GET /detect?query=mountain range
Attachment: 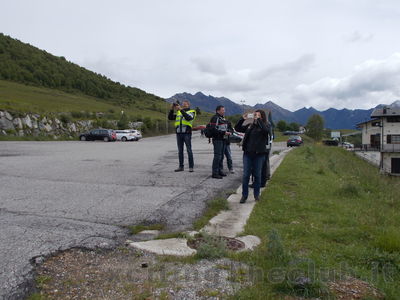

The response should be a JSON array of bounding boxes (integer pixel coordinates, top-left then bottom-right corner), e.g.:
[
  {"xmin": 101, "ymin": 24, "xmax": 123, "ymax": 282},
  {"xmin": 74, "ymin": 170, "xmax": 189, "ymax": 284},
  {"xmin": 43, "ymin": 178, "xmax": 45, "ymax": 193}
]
[{"xmin": 167, "ymin": 92, "xmax": 400, "ymax": 129}]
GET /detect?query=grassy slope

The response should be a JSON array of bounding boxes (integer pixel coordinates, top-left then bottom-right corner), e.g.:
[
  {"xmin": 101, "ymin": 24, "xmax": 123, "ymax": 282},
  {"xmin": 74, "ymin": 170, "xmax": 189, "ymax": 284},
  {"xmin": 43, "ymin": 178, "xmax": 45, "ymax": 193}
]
[
  {"xmin": 0, "ymin": 80, "xmax": 212, "ymax": 125},
  {"xmin": 233, "ymin": 145, "xmax": 400, "ymax": 299}
]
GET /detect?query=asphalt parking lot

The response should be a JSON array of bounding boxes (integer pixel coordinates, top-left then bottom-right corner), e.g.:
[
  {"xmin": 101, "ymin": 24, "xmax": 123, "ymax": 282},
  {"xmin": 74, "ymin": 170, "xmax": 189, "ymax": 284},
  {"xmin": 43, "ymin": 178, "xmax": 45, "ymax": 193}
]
[{"xmin": 0, "ymin": 134, "xmax": 287, "ymax": 299}]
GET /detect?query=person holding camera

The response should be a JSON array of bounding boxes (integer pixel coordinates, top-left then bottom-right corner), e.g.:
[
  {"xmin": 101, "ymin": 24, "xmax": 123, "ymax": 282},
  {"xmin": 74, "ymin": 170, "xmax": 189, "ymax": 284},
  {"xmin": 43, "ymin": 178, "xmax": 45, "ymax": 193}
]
[
  {"xmin": 168, "ymin": 100, "xmax": 196, "ymax": 172},
  {"xmin": 250, "ymin": 109, "xmax": 274, "ymax": 188},
  {"xmin": 235, "ymin": 109, "xmax": 271, "ymax": 203},
  {"xmin": 210, "ymin": 105, "xmax": 231, "ymax": 179}
]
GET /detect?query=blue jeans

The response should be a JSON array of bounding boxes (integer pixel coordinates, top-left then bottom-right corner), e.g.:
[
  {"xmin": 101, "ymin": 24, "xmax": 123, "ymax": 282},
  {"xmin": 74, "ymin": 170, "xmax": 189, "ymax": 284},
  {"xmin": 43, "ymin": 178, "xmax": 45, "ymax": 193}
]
[
  {"xmin": 224, "ymin": 144, "xmax": 233, "ymax": 170},
  {"xmin": 242, "ymin": 153, "xmax": 265, "ymax": 198},
  {"xmin": 212, "ymin": 139, "xmax": 226, "ymax": 175},
  {"xmin": 176, "ymin": 133, "xmax": 193, "ymax": 168}
]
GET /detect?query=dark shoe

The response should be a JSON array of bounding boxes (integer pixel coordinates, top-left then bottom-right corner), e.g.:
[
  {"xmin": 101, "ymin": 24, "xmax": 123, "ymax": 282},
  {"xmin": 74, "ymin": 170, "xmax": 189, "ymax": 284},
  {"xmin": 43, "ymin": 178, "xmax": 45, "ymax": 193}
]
[
  {"xmin": 249, "ymin": 183, "xmax": 254, "ymax": 188},
  {"xmin": 189, "ymin": 168, "xmax": 194, "ymax": 172},
  {"xmin": 174, "ymin": 167, "xmax": 184, "ymax": 172},
  {"xmin": 212, "ymin": 174, "xmax": 223, "ymax": 179},
  {"xmin": 260, "ymin": 184, "xmax": 266, "ymax": 188},
  {"xmin": 254, "ymin": 195, "xmax": 260, "ymax": 201},
  {"xmin": 229, "ymin": 169, "xmax": 235, "ymax": 174},
  {"xmin": 219, "ymin": 172, "xmax": 227, "ymax": 177},
  {"xmin": 240, "ymin": 196, "xmax": 248, "ymax": 203}
]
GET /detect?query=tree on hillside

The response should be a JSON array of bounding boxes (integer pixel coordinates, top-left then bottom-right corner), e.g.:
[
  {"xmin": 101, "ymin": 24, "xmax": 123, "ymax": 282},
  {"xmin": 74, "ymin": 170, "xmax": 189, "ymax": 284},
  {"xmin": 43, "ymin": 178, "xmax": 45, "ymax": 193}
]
[
  {"xmin": 117, "ymin": 113, "xmax": 129, "ymax": 129},
  {"xmin": 288, "ymin": 122, "xmax": 300, "ymax": 132},
  {"xmin": 276, "ymin": 120, "xmax": 288, "ymax": 132},
  {"xmin": 306, "ymin": 114, "xmax": 324, "ymax": 141}
]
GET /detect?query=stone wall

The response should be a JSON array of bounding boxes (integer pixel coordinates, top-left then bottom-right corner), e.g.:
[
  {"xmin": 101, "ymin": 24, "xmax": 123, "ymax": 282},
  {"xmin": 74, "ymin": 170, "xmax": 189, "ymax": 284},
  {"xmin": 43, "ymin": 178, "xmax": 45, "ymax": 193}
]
[{"xmin": 0, "ymin": 110, "xmax": 143, "ymax": 139}]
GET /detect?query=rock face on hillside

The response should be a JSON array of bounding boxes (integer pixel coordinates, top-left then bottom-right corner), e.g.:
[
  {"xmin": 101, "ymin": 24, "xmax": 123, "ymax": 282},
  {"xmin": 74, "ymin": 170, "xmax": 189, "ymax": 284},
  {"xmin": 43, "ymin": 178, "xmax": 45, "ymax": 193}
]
[{"xmin": 0, "ymin": 110, "xmax": 142, "ymax": 138}]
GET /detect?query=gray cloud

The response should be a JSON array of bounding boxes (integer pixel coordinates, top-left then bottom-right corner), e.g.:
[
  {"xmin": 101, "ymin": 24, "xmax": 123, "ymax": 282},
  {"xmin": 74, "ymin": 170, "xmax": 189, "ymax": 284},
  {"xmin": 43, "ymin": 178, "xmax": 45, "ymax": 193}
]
[
  {"xmin": 295, "ymin": 53, "xmax": 400, "ymax": 108},
  {"xmin": 191, "ymin": 57, "xmax": 227, "ymax": 75},
  {"xmin": 250, "ymin": 54, "xmax": 315, "ymax": 80},
  {"xmin": 344, "ymin": 30, "xmax": 374, "ymax": 43}
]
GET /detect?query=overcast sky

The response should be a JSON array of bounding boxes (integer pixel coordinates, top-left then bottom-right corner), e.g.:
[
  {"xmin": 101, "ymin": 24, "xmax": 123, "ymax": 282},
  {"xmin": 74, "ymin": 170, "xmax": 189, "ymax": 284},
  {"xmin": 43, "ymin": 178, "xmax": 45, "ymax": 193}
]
[{"xmin": 2, "ymin": 0, "xmax": 400, "ymax": 110}]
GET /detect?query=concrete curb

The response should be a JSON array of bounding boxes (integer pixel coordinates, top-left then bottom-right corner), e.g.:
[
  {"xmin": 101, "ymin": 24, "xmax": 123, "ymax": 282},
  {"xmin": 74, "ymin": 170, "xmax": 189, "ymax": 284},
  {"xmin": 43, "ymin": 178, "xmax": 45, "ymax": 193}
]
[{"xmin": 128, "ymin": 148, "xmax": 292, "ymax": 256}]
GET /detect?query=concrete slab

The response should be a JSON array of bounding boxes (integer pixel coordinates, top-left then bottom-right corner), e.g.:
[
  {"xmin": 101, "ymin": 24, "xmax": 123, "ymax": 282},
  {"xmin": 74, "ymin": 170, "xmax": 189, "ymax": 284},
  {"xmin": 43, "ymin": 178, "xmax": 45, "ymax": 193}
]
[
  {"xmin": 236, "ymin": 235, "xmax": 261, "ymax": 251},
  {"xmin": 128, "ymin": 238, "xmax": 196, "ymax": 256}
]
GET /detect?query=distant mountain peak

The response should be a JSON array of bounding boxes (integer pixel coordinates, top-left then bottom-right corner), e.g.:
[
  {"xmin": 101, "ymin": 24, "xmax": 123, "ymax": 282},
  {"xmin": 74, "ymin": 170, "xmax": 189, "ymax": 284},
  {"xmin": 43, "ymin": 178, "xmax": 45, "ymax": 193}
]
[{"xmin": 194, "ymin": 91, "xmax": 206, "ymax": 97}]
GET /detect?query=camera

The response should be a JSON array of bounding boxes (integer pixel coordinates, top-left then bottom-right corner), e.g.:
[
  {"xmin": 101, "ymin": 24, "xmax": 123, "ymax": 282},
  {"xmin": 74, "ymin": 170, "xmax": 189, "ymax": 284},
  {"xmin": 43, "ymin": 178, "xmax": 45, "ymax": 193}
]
[
  {"xmin": 172, "ymin": 100, "xmax": 180, "ymax": 107},
  {"xmin": 247, "ymin": 113, "xmax": 254, "ymax": 119}
]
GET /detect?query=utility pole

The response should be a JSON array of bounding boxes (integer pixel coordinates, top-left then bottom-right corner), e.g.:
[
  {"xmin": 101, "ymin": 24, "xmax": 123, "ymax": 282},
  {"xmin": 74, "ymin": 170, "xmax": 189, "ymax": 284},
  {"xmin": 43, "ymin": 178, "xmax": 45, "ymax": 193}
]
[{"xmin": 165, "ymin": 102, "xmax": 169, "ymax": 135}]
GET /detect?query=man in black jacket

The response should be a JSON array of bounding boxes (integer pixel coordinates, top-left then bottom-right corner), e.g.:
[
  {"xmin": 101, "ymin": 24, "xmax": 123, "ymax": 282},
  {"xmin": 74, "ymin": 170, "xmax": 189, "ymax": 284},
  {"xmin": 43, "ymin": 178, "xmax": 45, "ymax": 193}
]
[
  {"xmin": 168, "ymin": 100, "xmax": 196, "ymax": 172},
  {"xmin": 210, "ymin": 105, "xmax": 231, "ymax": 179}
]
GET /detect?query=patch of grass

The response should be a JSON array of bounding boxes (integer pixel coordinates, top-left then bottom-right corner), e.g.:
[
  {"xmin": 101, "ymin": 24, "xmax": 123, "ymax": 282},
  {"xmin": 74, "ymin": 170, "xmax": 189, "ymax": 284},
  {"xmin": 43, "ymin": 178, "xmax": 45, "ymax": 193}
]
[
  {"xmin": 157, "ymin": 254, "xmax": 198, "ymax": 264},
  {"xmin": 374, "ymin": 228, "xmax": 400, "ymax": 253},
  {"xmin": 155, "ymin": 231, "xmax": 188, "ymax": 240},
  {"xmin": 27, "ymin": 293, "xmax": 47, "ymax": 300},
  {"xmin": 272, "ymin": 150, "xmax": 281, "ymax": 155},
  {"xmin": 197, "ymin": 289, "xmax": 222, "ymax": 297},
  {"xmin": 193, "ymin": 197, "xmax": 229, "ymax": 231},
  {"xmin": 233, "ymin": 145, "xmax": 400, "ymax": 298},
  {"xmin": 35, "ymin": 275, "xmax": 52, "ymax": 289},
  {"xmin": 194, "ymin": 233, "xmax": 227, "ymax": 259},
  {"xmin": 337, "ymin": 182, "xmax": 361, "ymax": 198},
  {"xmin": 127, "ymin": 223, "xmax": 165, "ymax": 235}
]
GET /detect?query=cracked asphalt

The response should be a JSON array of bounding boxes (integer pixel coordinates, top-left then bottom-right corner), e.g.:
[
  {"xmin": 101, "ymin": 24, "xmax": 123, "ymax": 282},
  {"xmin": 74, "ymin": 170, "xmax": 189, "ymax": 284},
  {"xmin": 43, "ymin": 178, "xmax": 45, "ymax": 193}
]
[{"xmin": 0, "ymin": 134, "xmax": 287, "ymax": 299}]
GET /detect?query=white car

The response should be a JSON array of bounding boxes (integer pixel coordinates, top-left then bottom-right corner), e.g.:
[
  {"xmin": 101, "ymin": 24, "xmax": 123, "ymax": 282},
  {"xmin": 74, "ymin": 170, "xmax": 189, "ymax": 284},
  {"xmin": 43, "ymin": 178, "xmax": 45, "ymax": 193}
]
[
  {"xmin": 129, "ymin": 129, "xmax": 142, "ymax": 140},
  {"xmin": 115, "ymin": 130, "xmax": 138, "ymax": 142},
  {"xmin": 342, "ymin": 142, "xmax": 354, "ymax": 149}
]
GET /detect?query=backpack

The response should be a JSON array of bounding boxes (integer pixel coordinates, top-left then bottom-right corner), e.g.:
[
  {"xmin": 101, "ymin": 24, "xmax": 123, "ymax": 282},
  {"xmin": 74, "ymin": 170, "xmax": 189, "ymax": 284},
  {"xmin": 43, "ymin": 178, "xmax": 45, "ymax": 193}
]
[{"xmin": 204, "ymin": 117, "xmax": 219, "ymax": 138}]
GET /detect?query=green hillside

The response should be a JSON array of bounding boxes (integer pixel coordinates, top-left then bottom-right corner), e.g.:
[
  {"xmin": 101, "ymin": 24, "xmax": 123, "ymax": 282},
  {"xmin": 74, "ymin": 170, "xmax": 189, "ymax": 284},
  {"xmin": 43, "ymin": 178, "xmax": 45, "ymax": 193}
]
[
  {"xmin": 0, "ymin": 79, "xmax": 166, "ymax": 118},
  {"xmin": 0, "ymin": 33, "xmax": 162, "ymax": 105}
]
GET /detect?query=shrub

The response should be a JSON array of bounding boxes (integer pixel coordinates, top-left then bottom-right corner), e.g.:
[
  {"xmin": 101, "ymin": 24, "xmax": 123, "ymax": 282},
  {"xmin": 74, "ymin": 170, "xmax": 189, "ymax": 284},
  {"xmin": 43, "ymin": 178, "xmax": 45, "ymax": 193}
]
[{"xmin": 59, "ymin": 114, "xmax": 71, "ymax": 124}]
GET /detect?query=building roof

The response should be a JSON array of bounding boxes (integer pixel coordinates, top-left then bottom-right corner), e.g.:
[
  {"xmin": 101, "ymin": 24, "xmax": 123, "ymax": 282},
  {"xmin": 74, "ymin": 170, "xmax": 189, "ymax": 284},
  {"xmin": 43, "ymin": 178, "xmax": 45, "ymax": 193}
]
[
  {"xmin": 371, "ymin": 106, "xmax": 400, "ymax": 117},
  {"xmin": 356, "ymin": 118, "xmax": 380, "ymax": 126}
]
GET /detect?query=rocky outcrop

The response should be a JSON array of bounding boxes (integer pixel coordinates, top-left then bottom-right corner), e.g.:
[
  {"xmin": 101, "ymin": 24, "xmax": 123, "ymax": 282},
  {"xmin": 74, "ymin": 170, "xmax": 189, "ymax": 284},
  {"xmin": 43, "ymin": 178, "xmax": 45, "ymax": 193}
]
[{"xmin": 0, "ymin": 110, "xmax": 142, "ymax": 138}]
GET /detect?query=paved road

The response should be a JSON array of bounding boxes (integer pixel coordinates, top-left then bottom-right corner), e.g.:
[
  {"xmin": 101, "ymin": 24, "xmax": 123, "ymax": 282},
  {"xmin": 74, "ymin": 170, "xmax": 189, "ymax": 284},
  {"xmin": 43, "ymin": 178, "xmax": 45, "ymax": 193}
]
[{"xmin": 0, "ymin": 134, "xmax": 287, "ymax": 299}]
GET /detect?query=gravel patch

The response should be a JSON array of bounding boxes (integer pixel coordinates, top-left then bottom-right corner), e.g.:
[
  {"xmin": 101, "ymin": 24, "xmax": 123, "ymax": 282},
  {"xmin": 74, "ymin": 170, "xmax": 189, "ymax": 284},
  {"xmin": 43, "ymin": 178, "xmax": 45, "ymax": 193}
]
[{"xmin": 32, "ymin": 247, "xmax": 254, "ymax": 299}]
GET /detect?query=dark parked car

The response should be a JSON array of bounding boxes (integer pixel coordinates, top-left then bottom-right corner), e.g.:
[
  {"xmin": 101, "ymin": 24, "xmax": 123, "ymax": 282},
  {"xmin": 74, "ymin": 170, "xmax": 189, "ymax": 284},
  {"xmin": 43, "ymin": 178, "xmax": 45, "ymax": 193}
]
[
  {"xmin": 287, "ymin": 135, "xmax": 303, "ymax": 147},
  {"xmin": 283, "ymin": 130, "xmax": 300, "ymax": 136},
  {"xmin": 323, "ymin": 139, "xmax": 339, "ymax": 146},
  {"xmin": 79, "ymin": 129, "xmax": 117, "ymax": 142}
]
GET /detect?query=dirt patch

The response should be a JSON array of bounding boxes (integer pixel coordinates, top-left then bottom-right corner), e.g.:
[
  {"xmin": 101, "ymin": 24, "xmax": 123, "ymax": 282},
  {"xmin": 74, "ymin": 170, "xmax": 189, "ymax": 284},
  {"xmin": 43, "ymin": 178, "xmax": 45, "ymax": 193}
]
[
  {"xmin": 31, "ymin": 246, "xmax": 252, "ymax": 299},
  {"xmin": 328, "ymin": 277, "xmax": 384, "ymax": 299}
]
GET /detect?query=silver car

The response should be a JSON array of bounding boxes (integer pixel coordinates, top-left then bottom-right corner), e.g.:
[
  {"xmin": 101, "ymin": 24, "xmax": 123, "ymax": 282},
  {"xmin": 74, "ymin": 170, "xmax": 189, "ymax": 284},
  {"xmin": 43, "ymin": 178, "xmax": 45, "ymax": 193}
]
[
  {"xmin": 129, "ymin": 129, "xmax": 142, "ymax": 140},
  {"xmin": 115, "ymin": 130, "xmax": 138, "ymax": 142}
]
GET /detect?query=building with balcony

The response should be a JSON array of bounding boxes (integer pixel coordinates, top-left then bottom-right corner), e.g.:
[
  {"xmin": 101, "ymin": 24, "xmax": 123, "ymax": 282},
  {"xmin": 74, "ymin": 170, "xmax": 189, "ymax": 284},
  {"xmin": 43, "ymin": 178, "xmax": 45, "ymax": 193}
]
[{"xmin": 356, "ymin": 106, "xmax": 400, "ymax": 175}]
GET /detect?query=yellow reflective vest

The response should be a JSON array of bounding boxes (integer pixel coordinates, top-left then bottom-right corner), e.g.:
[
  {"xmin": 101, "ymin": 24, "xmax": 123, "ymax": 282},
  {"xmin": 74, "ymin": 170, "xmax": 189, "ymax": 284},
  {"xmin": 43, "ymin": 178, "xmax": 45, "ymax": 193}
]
[{"xmin": 175, "ymin": 109, "xmax": 196, "ymax": 133}]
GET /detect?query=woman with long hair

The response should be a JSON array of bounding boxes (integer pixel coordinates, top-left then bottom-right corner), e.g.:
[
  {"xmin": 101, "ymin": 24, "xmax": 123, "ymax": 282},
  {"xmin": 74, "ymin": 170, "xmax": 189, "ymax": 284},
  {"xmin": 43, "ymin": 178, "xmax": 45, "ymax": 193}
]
[{"xmin": 234, "ymin": 109, "xmax": 271, "ymax": 203}]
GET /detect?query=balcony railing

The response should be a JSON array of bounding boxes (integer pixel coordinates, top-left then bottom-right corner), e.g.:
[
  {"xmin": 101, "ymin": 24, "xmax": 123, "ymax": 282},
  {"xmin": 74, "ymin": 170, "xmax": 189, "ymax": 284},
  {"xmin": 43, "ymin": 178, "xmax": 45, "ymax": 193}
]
[
  {"xmin": 355, "ymin": 144, "xmax": 400, "ymax": 152},
  {"xmin": 382, "ymin": 144, "xmax": 400, "ymax": 152}
]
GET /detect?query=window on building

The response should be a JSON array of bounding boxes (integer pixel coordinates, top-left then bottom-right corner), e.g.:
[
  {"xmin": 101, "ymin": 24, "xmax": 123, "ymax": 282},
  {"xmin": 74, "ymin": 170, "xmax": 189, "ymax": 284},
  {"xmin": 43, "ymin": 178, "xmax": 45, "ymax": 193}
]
[
  {"xmin": 387, "ymin": 135, "xmax": 400, "ymax": 144},
  {"xmin": 372, "ymin": 121, "xmax": 381, "ymax": 127},
  {"xmin": 387, "ymin": 116, "xmax": 400, "ymax": 122}
]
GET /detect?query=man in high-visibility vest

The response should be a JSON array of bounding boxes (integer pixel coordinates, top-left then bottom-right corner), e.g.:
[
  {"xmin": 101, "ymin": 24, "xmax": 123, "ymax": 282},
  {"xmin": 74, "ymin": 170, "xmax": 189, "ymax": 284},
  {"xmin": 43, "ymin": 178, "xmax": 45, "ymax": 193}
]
[{"xmin": 168, "ymin": 100, "xmax": 196, "ymax": 172}]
